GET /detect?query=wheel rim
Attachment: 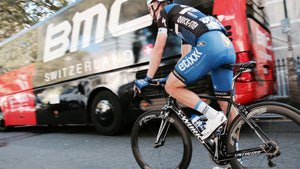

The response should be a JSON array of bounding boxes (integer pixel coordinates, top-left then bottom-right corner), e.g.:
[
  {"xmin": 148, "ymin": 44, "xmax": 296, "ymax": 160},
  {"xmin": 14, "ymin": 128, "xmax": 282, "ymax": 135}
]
[
  {"xmin": 131, "ymin": 111, "xmax": 192, "ymax": 169},
  {"xmin": 136, "ymin": 119, "xmax": 185, "ymax": 168},
  {"xmin": 95, "ymin": 100, "xmax": 114, "ymax": 127}
]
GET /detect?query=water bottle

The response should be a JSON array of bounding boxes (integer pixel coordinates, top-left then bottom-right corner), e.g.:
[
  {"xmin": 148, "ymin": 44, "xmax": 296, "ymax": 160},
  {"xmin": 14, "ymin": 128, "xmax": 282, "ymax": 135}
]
[{"xmin": 191, "ymin": 114, "xmax": 205, "ymax": 132}]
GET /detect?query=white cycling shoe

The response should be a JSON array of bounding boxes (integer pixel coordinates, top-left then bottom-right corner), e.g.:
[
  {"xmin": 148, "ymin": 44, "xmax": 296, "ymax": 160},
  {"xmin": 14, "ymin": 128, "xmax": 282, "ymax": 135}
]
[{"xmin": 200, "ymin": 112, "xmax": 227, "ymax": 140}]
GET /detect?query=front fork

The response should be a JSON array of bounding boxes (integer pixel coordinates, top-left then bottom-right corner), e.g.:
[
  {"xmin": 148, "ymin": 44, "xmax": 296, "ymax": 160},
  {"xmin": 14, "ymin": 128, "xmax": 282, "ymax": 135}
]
[{"xmin": 154, "ymin": 107, "xmax": 171, "ymax": 148}]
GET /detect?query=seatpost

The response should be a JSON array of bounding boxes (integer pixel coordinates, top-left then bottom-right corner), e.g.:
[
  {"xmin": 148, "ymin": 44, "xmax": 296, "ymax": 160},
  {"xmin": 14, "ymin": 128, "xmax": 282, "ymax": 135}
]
[{"xmin": 230, "ymin": 71, "xmax": 242, "ymax": 106}]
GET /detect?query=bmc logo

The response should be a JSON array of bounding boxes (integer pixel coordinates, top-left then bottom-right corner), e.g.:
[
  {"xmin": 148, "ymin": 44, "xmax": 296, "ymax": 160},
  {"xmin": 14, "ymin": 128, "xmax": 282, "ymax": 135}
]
[{"xmin": 43, "ymin": 0, "xmax": 152, "ymax": 63}]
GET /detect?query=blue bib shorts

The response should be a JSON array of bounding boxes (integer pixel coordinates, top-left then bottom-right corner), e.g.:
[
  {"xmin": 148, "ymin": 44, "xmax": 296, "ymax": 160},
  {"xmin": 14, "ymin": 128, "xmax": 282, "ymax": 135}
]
[{"xmin": 172, "ymin": 31, "xmax": 236, "ymax": 96}]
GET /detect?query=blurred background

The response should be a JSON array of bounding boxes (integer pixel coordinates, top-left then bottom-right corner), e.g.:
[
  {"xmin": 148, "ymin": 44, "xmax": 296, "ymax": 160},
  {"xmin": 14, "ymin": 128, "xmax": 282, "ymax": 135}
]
[
  {"xmin": 265, "ymin": 0, "xmax": 300, "ymax": 105},
  {"xmin": 0, "ymin": 0, "xmax": 299, "ymax": 103}
]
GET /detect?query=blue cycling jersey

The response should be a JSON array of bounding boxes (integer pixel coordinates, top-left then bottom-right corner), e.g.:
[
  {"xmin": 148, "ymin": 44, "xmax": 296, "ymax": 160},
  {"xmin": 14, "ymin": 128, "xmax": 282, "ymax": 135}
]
[{"xmin": 157, "ymin": 3, "xmax": 227, "ymax": 46}]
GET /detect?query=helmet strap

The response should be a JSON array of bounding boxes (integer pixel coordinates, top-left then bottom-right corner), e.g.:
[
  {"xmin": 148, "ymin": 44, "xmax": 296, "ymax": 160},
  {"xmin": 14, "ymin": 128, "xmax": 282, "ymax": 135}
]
[{"xmin": 151, "ymin": 2, "xmax": 162, "ymax": 22}]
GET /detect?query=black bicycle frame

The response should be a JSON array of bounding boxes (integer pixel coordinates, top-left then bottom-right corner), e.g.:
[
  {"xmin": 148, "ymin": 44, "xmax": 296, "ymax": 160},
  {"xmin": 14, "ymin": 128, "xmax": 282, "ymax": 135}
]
[
  {"xmin": 167, "ymin": 97, "xmax": 216, "ymax": 155},
  {"xmin": 161, "ymin": 94, "xmax": 271, "ymax": 162},
  {"xmin": 154, "ymin": 69, "xmax": 274, "ymax": 162}
]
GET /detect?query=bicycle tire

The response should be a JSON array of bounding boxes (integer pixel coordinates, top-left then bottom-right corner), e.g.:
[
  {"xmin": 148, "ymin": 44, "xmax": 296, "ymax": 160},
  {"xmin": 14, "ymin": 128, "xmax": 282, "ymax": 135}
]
[
  {"xmin": 226, "ymin": 101, "xmax": 300, "ymax": 169},
  {"xmin": 131, "ymin": 109, "xmax": 192, "ymax": 169}
]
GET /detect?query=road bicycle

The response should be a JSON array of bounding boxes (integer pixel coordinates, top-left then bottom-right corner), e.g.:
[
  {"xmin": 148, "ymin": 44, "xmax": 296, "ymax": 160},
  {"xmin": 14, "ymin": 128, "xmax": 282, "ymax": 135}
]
[{"xmin": 131, "ymin": 61, "xmax": 300, "ymax": 169}]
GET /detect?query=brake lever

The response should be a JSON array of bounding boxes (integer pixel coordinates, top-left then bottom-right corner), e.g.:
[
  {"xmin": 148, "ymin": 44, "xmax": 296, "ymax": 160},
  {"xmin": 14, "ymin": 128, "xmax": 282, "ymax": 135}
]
[
  {"xmin": 141, "ymin": 92, "xmax": 153, "ymax": 105},
  {"xmin": 133, "ymin": 89, "xmax": 153, "ymax": 105},
  {"xmin": 133, "ymin": 89, "xmax": 139, "ymax": 98}
]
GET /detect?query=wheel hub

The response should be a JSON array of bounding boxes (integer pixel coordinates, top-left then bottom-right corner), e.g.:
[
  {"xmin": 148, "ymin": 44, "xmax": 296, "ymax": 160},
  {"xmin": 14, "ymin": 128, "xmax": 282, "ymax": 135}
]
[
  {"xmin": 265, "ymin": 141, "xmax": 279, "ymax": 157},
  {"xmin": 96, "ymin": 100, "xmax": 112, "ymax": 120}
]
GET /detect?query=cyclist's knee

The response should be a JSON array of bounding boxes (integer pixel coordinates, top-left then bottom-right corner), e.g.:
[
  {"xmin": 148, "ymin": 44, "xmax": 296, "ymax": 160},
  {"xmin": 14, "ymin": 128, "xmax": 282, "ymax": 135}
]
[
  {"xmin": 165, "ymin": 74, "xmax": 185, "ymax": 96},
  {"xmin": 165, "ymin": 80, "xmax": 174, "ymax": 95}
]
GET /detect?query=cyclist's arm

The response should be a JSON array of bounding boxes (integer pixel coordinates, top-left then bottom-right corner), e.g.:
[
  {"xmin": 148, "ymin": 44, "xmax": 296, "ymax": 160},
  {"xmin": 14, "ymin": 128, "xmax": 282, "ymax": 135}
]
[{"xmin": 147, "ymin": 33, "xmax": 168, "ymax": 79}]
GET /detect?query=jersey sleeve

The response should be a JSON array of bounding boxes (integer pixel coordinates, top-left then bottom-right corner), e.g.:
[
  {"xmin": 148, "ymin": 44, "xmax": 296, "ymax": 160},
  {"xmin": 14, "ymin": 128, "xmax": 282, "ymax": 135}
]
[
  {"xmin": 157, "ymin": 9, "xmax": 168, "ymax": 35},
  {"xmin": 182, "ymin": 39, "xmax": 189, "ymax": 45}
]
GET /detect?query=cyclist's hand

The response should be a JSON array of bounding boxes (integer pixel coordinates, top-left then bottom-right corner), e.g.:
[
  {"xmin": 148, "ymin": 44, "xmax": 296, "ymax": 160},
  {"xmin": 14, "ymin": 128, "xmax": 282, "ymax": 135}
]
[
  {"xmin": 158, "ymin": 75, "xmax": 169, "ymax": 84},
  {"xmin": 133, "ymin": 76, "xmax": 152, "ymax": 94}
]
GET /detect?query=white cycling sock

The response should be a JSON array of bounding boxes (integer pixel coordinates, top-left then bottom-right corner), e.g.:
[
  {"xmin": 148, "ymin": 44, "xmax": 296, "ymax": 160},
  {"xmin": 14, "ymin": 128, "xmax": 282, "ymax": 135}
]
[{"xmin": 195, "ymin": 100, "xmax": 219, "ymax": 120}]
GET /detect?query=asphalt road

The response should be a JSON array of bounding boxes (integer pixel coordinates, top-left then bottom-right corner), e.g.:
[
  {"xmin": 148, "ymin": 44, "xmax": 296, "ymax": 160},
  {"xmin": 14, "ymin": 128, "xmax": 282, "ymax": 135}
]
[
  {"xmin": 0, "ymin": 124, "xmax": 299, "ymax": 169},
  {"xmin": 0, "ymin": 125, "xmax": 221, "ymax": 169}
]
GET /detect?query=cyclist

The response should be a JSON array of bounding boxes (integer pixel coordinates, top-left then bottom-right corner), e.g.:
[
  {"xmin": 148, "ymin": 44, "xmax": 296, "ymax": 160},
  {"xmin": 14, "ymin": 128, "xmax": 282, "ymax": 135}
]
[{"xmin": 134, "ymin": 0, "xmax": 237, "ymax": 140}]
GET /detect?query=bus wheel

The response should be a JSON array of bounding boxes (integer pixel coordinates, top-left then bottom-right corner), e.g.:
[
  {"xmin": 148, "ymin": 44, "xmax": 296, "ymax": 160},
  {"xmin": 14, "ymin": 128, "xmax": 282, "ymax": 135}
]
[{"xmin": 90, "ymin": 90, "xmax": 123, "ymax": 135}]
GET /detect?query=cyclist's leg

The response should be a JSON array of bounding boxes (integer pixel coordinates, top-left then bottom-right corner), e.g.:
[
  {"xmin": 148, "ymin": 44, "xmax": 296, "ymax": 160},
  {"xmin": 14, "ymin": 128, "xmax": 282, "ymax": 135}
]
[
  {"xmin": 167, "ymin": 31, "xmax": 231, "ymax": 110},
  {"xmin": 217, "ymin": 96, "xmax": 238, "ymax": 125},
  {"xmin": 166, "ymin": 71, "xmax": 227, "ymax": 140},
  {"xmin": 212, "ymin": 65, "xmax": 242, "ymax": 166},
  {"xmin": 166, "ymin": 74, "xmax": 225, "ymax": 123},
  {"xmin": 166, "ymin": 31, "xmax": 229, "ymax": 139},
  {"xmin": 165, "ymin": 41, "xmax": 214, "ymax": 110},
  {"xmin": 210, "ymin": 32, "xmax": 237, "ymax": 125},
  {"xmin": 211, "ymin": 67, "xmax": 237, "ymax": 125},
  {"xmin": 165, "ymin": 73, "xmax": 200, "ymax": 109}
]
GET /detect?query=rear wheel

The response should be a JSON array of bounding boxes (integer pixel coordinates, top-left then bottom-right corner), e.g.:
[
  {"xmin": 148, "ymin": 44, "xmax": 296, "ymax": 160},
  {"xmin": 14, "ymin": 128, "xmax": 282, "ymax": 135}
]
[
  {"xmin": 90, "ymin": 90, "xmax": 123, "ymax": 135},
  {"xmin": 131, "ymin": 110, "xmax": 192, "ymax": 169},
  {"xmin": 227, "ymin": 102, "xmax": 300, "ymax": 168}
]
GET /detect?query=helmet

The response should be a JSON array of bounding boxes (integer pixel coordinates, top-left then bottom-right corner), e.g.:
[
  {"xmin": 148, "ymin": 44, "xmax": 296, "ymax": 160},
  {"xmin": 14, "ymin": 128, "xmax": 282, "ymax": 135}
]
[{"xmin": 146, "ymin": 0, "xmax": 173, "ymax": 6}]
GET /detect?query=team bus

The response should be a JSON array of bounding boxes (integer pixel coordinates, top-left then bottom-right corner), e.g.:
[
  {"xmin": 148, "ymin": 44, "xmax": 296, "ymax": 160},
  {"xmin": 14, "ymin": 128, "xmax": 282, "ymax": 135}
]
[{"xmin": 0, "ymin": 0, "xmax": 275, "ymax": 135}]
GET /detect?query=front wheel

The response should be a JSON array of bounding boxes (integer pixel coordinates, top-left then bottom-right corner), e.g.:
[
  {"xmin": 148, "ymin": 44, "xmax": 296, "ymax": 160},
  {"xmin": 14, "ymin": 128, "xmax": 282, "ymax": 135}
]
[
  {"xmin": 131, "ymin": 110, "xmax": 192, "ymax": 169},
  {"xmin": 226, "ymin": 102, "xmax": 300, "ymax": 168}
]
